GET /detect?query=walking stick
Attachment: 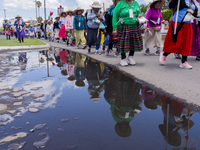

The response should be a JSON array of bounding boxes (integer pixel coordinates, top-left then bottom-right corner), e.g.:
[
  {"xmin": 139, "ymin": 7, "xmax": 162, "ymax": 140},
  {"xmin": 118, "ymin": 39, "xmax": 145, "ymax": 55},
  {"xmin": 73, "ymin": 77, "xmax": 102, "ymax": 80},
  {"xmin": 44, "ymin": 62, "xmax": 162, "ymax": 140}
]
[{"xmin": 174, "ymin": 0, "xmax": 181, "ymax": 35}]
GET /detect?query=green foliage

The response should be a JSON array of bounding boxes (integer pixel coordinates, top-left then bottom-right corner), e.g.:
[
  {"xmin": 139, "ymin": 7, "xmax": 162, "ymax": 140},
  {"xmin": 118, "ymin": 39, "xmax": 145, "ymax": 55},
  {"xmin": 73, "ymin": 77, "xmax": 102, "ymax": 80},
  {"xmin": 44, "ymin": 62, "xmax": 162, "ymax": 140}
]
[
  {"xmin": 37, "ymin": 16, "xmax": 43, "ymax": 23},
  {"xmin": 139, "ymin": 3, "xmax": 150, "ymax": 15},
  {"xmin": 161, "ymin": 9, "xmax": 172, "ymax": 21},
  {"xmin": 36, "ymin": 1, "xmax": 42, "ymax": 8},
  {"xmin": 0, "ymin": 39, "xmax": 46, "ymax": 46}
]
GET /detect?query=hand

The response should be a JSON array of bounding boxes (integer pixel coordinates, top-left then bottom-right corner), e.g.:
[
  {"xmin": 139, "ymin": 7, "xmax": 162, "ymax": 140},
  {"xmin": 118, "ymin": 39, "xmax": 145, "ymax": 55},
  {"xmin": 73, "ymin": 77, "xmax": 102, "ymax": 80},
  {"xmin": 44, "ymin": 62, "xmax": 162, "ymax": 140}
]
[
  {"xmin": 162, "ymin": 20, "xmax": 165, "ymax": 24},
  {"xmin": 96, "ymin": 14, "xmax": 100, "ymax": 17},
  {"xmin": 147, "ymin": 28, "xmax": 150, "ymax": 33},
  {"xmin": 138, "ymin": 15, "xmax": 142, "ymax": 18},
  {"xmin": 98, "ymin": 16, "xmax": 102, "ymax": 20},
  {"xmin": 74, "ymin": 29, "xmax": 76, "ymax": 32},
  {"xmin": 19, "ymin": 24, "xmax": 22, "ymax": 26},
  {"xmin": 113, "ymin": 30, "xmax": 117, "ymax": 36}
]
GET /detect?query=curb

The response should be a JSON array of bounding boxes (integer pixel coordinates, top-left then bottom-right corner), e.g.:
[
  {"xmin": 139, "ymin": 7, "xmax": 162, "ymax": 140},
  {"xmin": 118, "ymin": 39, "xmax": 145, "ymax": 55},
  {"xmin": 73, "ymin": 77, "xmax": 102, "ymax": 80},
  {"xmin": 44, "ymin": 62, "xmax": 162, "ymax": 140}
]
[{"xmin": 0, "ymin": 44, "xmax": 51, "ymax": 51}]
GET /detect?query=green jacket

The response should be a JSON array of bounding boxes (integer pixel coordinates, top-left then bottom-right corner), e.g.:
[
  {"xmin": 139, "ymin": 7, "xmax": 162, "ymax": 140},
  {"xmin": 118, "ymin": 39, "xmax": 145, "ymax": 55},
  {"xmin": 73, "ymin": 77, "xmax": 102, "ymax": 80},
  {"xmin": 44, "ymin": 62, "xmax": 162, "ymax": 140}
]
[{"xmin": 112, "ymin": 0, "xmax": 141, "ymax": 30}]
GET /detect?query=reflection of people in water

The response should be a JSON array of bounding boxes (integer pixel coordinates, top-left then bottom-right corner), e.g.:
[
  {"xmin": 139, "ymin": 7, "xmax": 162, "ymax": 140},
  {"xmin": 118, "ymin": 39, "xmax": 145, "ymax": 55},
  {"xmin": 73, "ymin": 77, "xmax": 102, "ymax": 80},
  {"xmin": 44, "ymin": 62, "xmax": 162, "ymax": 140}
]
[
  {"xmin": 104, "ymin": 69, "xmax": 142, "ymax": 137},
  {"xmin": 59, "ymin": 49, "xmax": 68, "ymax": 76},
  {"xmin": 159, "ymin": 96, "xmax": 195, "ymax": 147},
  {"xmin": 86, "ymin": 59, "xmax": 108, "ymax": 102},
  {"xmin": 74, "ymin": 53, "xmax": 86, "ymax": 87},
  {"xmin": 18, "ymin": 53, "xmax": 27, "ymax": 70},
  {"xmin": 66, "ymin": 52, "xmax": 75, "ymax": 81}
]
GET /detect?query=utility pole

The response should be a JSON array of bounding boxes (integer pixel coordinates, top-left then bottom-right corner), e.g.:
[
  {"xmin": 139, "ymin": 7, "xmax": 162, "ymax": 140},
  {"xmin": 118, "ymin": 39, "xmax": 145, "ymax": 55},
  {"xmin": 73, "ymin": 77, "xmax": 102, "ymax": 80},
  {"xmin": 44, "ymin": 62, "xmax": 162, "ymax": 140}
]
[
  {"xmin": 33, "ymin": 0, "xmax": 37, "ymax": 21},
  {"xmin": 44, "ymin": 0, "xmax": 46, "ymax": 21},
  {"xmin": 4, "ymin": 9, "xmax": 6, "ymax": 19}
]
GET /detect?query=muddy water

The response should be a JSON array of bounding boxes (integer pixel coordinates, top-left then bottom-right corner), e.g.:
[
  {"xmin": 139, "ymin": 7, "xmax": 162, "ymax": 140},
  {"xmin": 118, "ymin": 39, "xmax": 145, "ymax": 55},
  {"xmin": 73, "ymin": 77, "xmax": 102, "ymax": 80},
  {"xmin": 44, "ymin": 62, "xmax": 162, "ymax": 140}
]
[{"xmin": 0, "ymin": 49, "xmax": 200, "ymax": 150}]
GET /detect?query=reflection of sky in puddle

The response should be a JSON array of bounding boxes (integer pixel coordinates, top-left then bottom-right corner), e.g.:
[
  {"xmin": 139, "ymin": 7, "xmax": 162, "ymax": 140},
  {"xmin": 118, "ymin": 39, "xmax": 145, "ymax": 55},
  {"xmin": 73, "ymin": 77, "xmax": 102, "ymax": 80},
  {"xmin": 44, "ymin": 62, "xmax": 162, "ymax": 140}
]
[{"xmin": 0, "ymin": 50, "xmax": 200, "ymax": 150}]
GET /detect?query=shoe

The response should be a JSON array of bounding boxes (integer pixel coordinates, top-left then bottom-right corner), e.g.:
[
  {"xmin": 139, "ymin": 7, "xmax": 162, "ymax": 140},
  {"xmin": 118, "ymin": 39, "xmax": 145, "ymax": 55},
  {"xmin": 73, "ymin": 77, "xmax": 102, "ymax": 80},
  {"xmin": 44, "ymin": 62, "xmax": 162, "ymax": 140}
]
[
  {"xmin": 105, "ymin": 48, "xmax": 109, "ymax": 55},
  {"xmin": 95, "ymin": 50, "xmax": 98, "ymax": 55},
  {"xmin": 155, "ymin": 50, "xmax": 161, "ymax": 56},
  {"xmin": 76, "ymin": 46, "xmax": 79, "ymax": 49},
  {"xmin": 70, "ymin": 44, "xmax": 73, "ymax": 47},
  {"xmin": 160, "ymin": 55, "xmax": 166, "ymax": 65},
  {"xmin": 109, "ymin": 49, "xmax": 114, "ymax": 53},
  {"xmin": 67, "ymin": 41, "xmax": 69, "ymax": 45},
  {"xmin": 120, "ymin": 59, "xmax": 128, "ymax": 66},
  {"xmin": 145, "ymin": 49, "xmax": 150, "ymax": 55},
  {"xmin": 88, "ymin": 48, "xmax": 91, "ymax": 53},
  {"xmin": 174, "ymin": 53, "xmax": 181, "ymax": 59},
  {"xmin": 196, "ymin": 56, "xmax": 200, "ymax": 61},
  {"xmin": 82, "ymin": 45, "xmax": 87, "ymax": 49},
  {"xmin": 102, "ymin": 46, "xmax": 105, "ymax": 51},
  {"xmin": 114, "ymin": 52, "xmax": 121, "ymax": 58},
  {"xmin": 127, "ymin": 56, "xmax": 136, "ymax": 65},
  {"xmin": 179, "ymin": 62, "xmax": 192, "ymax": 69},
  {"xmin": 63, "ymin": 42, "xmax": 66, "ymax": 44},
  {"xmin": 57, "ymin": 40, "xmax": 59, "ymax": 43}
]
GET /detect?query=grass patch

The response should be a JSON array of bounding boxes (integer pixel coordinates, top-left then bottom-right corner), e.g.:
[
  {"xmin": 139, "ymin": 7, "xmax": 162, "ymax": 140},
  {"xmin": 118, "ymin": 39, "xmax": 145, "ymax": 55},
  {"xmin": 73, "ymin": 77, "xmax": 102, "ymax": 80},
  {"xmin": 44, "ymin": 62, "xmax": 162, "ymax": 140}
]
[{"xmin": 0, "ymin": 38, "xmax": 46, "ymax": 46}]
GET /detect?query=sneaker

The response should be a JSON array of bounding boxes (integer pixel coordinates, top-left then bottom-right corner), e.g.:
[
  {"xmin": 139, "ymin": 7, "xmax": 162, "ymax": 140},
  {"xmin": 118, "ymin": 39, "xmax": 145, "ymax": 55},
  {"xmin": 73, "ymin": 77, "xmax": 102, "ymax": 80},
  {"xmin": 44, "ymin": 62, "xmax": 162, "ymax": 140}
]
[
  {"xmin": 82, "ymin": 45, "xmax": 87, "ymax": 49},
  {"xmin": 110, "ymin": 49, "xmax": 114, "ymax": 53},
  {"xmin": 76, "ymin": 46, "xmax": 79, "ymax": 49},
  {"xmin": 145, "ymin": 49, "xmax": 150, "ymax": 55},
  {"xmin": 95, "ymin": 50, "xmax": 98, "ymax": 55},
  {"xmin": 102, "ymin": 46, "xmax": 105, "ymax": 51},
  {"xmin": 114, "ymin": 52, "xmax": 121, "ymax": 58},
  {"xmin": 57, "ymin": 40, "xmax": 59, "ymax": 43},
  {"xmin": 196, "ymin": 56, "xmax": 200, "ymax": 61},
  {"xmin": 155, "ymin": 50, "xmax": 161, "ymax": 56},
  {"xmin": 88, "ymin": 48, "xmax": 91, "ymax": 53},
  {"xmin": 174, "ymin": 53, "xmax": 181, "ymax": 59},
  {"xmin": 106, "ymin": 48, "xmax": 109, "ymax": 55},
  {"xmin": 127, "ymin": 56, "xmax": 136, "ymax": 65},
  {"xmin": 63, "ymin": 42, "xmax": 66, "ymax": 44},
  {"xmin": 160, "ymin": 55, "xmax": 166, "ymax": 65},
  {"xmin": 120, "ymin": 59, "xmax": 128, "ymax": 66},
  {"xmin": 180, "ymin": 62, "xmax": 192, "ymax": 69}
]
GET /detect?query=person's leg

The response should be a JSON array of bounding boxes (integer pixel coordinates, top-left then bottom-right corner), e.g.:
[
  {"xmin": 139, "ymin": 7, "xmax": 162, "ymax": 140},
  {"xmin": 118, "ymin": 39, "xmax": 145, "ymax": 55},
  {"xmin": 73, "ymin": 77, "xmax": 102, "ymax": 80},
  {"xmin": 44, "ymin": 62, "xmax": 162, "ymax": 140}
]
[
  {"xmin": 6, "ymin": 35, "xmax": 8, "ymax": 40},
  {"xmin": 18, "ymin": 38, "xmax": 21, "ymax": 43},
  {"xmin": 160, "ymin": 52, "xmax": 170, "ymax": 65},
  {"xmin": 22, "ymin": 38, "xmax": 24, "ymax": 43},
  {"xmin": 181, "ymin": 56, "xmax": 187, "ymax": 64},
  {"xmin": 180, "ymin": 56, "xmax": 192, "ymax": 69},
  {"xmin": 76, "ymin": 30, "xmax": 81, "ymax": 48},
  {"xmin": 127, "ymin": 50, "xmax": 136, "ymax": 65},
  {"xmin": 155, "ymin": 47, "xmax": 161, "ymax": 55},
  {"xmin": 80, "ymin": 30, "xmax": 86, "ymax": 49}
]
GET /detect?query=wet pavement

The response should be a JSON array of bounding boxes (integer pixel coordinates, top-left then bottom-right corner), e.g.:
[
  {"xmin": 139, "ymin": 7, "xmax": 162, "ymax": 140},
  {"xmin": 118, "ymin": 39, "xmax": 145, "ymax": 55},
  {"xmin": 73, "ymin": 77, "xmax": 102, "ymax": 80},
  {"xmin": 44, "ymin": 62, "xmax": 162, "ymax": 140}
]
[{"xmin": 0, "ymin": 48, "xmax": 200, "ymax": 150}]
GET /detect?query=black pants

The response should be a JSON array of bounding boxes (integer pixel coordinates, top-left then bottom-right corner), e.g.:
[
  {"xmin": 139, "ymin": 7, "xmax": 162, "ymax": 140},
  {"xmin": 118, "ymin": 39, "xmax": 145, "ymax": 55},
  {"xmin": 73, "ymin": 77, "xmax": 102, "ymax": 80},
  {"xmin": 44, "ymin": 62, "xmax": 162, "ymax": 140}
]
[
  {"xmin": 121, "ymin": 50, "xmax": 135, "ymax": 60},
  {"xmin": 62, "ymin": 38, "xmax": 66, "ymax": 42},
  {"xmin": 163, "ymin": 52, "xmax": 187, "ymax": 63},
  {"xmin": 6, "ymin": 35, "xmax": 10, "ymax": 40},
  {"xmin": 18, "ymin": 38, "xmax": 24, "ymax": 43}
]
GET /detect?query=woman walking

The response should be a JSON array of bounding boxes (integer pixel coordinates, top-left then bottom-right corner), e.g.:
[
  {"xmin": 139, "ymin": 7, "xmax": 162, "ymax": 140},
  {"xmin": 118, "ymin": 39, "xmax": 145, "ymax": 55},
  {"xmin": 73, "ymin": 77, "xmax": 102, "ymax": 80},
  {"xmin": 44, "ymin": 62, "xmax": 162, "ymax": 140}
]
[
  {"xmin": 65, "ymin": 9, "xmax": 75, "ymax": 46},
  {"xmin": 46, "ymin": 20, "xmax": 54, "ymax": 42},
  {"xmin": 73, "ymin": 7, "xmax": 87, "ymax": 49},
  {"xmin": 3, "ymin": 19, "xmax": 11, "ymax": 40},
  {"xmin": 14, "ymin": 15, "xmax": 25, "ymax": 43},
  {"xmin": 53, "ymin": 15, "xmax": 60, "ymax": 43},
  {"xmin": 144, "ymin": 0, "xmax": 165, "ymax": 56},
  {"xmin": 87, "ymin": 2, "xmax": 105, "ymax": 54},
  {"xmin": 58, "ymin": 11, "xmax": 67, "ymax": 44},
  {"xmin": 112, "ymin": 0, "xmax": 143, "ymax": 66},
  {"xmin": 29, "ymin": 25, "xmax": 35, "ymax": 39},
  {"xmin": 160, "ymin": 0, "xmax": 198, "ymax": 69}
]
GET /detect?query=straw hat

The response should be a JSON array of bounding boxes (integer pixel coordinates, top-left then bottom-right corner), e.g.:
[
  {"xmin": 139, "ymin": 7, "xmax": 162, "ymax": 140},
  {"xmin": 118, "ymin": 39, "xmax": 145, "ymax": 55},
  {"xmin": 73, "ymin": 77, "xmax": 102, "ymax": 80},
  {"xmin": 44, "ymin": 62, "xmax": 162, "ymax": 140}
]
[
  {"xmin": 150, "ymin": 0, "xmax": 165, "ymax": 7},
  {"xmin": 4, "ymin": 18, "xmax": 8, "ymax": 21},
  {"xmin": 90, "ymin": 97, "xmax": 101, "ymax": 103},
  {"xmin": 47, "ymin": 20, "xmax": 51, "ymax": 23},
  {"xmin": 115, "ymin": 123, "xmax": 132, "ymax": 137},
  {"xmin": 66, "ymin": 9, "xmax": 73, "ymax": 15},
  {"xmin": 55, "ymin": 15, "xmax": 60, "ymax": 19},
  {"xmin": 15, "ymin": 15, "xmax": 22, "ymax": 19},
  {"xmin": 90, "ymin": 2, "xmax": 102, "ymax": 8},
  {"xmin": 74, "ymin": 7, "xmax": 84, "ymax": 14},
  {"xmin": 59, "ymin": 11, "xmax": 67, "ymax": 17}
]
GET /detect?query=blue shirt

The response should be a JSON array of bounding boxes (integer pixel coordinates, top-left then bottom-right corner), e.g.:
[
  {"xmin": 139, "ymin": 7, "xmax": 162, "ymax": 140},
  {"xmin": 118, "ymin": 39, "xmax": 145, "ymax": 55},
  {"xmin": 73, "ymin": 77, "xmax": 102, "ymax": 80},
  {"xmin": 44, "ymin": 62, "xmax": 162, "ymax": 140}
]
[
  {"xmin": 14, "ymin": 20, "xmax": 24, "ymax": 28},
  {"xmin": 73, "ymin": 15, "xmax": 87, "ymax": 30},
  {"xmin": 29, "ymin": 27, "xmax": 35, "ymax": 32}
]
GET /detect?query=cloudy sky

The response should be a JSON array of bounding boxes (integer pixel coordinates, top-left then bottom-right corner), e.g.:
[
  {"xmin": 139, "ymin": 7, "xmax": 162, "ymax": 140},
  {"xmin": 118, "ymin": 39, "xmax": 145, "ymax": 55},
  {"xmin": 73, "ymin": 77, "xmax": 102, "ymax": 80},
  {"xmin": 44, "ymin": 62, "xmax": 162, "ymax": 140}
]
[{"xmin": 0, "ymin": 0, "xmax": 151, "ymax": 26}]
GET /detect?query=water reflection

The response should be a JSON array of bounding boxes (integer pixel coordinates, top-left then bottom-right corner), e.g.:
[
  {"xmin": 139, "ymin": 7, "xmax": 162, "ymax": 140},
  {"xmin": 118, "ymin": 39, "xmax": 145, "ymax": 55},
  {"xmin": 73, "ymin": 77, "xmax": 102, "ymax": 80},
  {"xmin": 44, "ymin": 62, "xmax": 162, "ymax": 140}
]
[{"xmin": 0, "ymin": 48, "xmax": 199, "ymax": 149}]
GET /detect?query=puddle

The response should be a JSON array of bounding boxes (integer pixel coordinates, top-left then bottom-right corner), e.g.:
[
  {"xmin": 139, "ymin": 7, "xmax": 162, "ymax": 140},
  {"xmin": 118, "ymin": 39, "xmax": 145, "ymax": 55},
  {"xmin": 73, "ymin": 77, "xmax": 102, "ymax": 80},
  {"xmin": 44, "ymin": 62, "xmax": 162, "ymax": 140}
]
[{"xmin": 0, "ymin": 49, "xmax": 200, "ymax": 149}]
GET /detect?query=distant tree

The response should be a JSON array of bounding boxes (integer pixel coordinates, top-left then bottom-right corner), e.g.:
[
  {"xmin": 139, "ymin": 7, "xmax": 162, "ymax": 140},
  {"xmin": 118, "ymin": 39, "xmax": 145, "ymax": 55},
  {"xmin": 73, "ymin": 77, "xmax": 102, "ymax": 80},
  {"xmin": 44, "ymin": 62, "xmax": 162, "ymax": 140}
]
[
  {"xmin": 36, "ymin": 1, "xmax": 42, "ymax": 17},
  {"xmin": 37, "ymin": 16, "xmax": 43, "ymax": 23},
  {"xmin": 139, "ymin": 3, "xmax": 151, "ymax": 15}
]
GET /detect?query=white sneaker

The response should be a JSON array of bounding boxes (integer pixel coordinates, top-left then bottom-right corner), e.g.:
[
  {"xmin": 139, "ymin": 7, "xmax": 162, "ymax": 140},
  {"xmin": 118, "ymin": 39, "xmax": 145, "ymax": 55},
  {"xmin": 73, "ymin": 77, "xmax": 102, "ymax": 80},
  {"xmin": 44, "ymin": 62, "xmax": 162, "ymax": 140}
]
[
  {"xmin": 95, "ymin": 50, "xmax": 98, "ymax": 55},
  {"xmin": 120, "ymin": 59, "xmax": 128, "ymax": 66},
  {"xmin": 127, "ymin": 56, "xmax": 136, "ymax": 65}
]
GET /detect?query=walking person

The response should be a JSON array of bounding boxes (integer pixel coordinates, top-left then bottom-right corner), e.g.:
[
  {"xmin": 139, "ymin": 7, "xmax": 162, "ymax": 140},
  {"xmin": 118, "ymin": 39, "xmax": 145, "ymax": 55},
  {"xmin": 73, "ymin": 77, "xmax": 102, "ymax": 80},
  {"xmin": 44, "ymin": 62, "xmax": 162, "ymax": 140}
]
[
  {"xmin": 3, "ymin": 19, "xmax": 11, "ymax": 40},
  {"xmin": 160, "ymin": 0, "xmax": 198, "ymax": 69},
  {"xmin": 106, "ymin": 0, "xmax": 121, "ymax": 57},
  {"xmin": 87, "ymin": 2, "xmax": 105, "ymax": 55},
  {"xmin": 14, "ymin": 15, "xmax": 25, "ymax": 43},
  {"xmin": 28, "ymin": 25, "xmax": 35, "ymax": 39},
  {"xmin": 53, "ymin": 15, "xmax": 60, "ymax": 43},
  {"xmin": 112, "ymin": 0, "xmax": 143, "ymax": 66},
  {"xmin": 46, "ymin": 20, "xmax": 54, "ymax": 42},
  {"xmin": 73, "ymin": 7, "xmax": 87, "ymax": 49},
  {"xmin": 65, "ymin": 9, "xmax": 75, "ymax": 46},
  {"xmin": 191, "ymin": 20, "xmax": 200, "ymax": 61},
  {"xmin": 10, "ymin": 28, "xmax": 13, "ymax": 38},
  {"xmin": 144, "ymin": 0, "xmax": 165, "ymax": 56},
  {"xmin": 58, "ymin": 11, "xmax": 67, "ymax": 44}
]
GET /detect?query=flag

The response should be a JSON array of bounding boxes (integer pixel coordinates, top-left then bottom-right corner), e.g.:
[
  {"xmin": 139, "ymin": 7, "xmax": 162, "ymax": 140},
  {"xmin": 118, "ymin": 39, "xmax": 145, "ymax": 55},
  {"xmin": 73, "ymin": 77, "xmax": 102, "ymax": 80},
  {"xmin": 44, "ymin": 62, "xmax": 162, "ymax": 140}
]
[{"xmin": 50, "ymin": 11, "xmax": 53, "ymax": 16}]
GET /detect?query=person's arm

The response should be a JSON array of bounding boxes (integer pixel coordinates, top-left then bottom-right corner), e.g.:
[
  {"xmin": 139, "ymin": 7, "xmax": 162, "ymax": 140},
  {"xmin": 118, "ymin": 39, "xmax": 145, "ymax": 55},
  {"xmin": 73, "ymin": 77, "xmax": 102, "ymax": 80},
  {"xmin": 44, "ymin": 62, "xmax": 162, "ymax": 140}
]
[
  {"xmin": 112, "ymin": 2, "xmax": 121, "ymax": 31},
  {"xmin": 22, "ymin": 21, "xmax": 24, "ymax": 27},
  {"xmin": 73, "ymin": 16, "xmax": 76, "ymax": 30},
  {"xmin": 14, "ymin": 21, "xmax": 17, "ymax": 26},
  {"xmin": 87, "ymin": 9, "xmax": 96, "ymax": 20},
  {"xmin": 145, "ymin": 9, "xmax": 151, "ymax": 28},
  {"xmin": 84, "ymin": 17, "xmax": 87, "ymax": 30}
]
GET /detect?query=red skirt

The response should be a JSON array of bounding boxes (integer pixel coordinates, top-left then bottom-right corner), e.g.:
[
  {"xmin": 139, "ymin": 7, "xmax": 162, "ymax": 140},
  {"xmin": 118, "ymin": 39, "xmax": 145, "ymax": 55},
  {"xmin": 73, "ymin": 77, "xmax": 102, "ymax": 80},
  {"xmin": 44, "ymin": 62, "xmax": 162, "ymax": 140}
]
[
  {"xmin": 58, "ymin": 24, "xmax": 66, "ymax": 38},
  {"xmin": 163, "ymin": 22, "xmax": 193, "ymax": 56}
]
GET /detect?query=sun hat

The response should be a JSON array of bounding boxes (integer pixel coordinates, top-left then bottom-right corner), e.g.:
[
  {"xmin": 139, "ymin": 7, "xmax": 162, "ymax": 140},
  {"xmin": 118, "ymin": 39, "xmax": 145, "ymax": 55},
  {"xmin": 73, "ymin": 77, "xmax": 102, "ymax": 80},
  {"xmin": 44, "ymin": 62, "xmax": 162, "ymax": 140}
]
[
  {"xmin": 55, "ymin": 15, "xmax": 60, "ymax": 20},
  {"xmin": 15, "ymin": 15, "xmax": 22, "ymax": 19},
  {"xmin": 150, "ymin": 0, "xmax": 165, "ymax": 7},
  {"xmin": 66, "ymin": 9, "xmax": 73, "ymax": 15},
  {"xmin": 90, "ymin": 2, "xmax": 102, "ymax": 8},
  {"xmin": 74, "ymin": 7, "xmax": 84, "ymax": 14},
  {"xmin": 59, "ymin": 11, "xmax": 67, "ymax": 17},
  {"xmin": 115, "ymin": 123, "xmax": 132, "ymax": 137}
]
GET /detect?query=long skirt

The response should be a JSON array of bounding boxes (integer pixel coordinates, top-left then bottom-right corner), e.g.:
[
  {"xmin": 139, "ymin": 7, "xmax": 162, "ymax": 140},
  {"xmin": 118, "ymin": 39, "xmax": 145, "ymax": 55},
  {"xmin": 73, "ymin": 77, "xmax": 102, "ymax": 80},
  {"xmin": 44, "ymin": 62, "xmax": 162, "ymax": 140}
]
[
  {"xmin": 191, "ymin": 20, "xmax": 200, "ymax": 57},
  {"xmin": 87, "ymin": 28, "xmax": 101, "ymax": 46},
  {"xmin": 163, "ymin": 22, "xmax": 193, "ymax": 56},
  {"xmin": 54, "ymin": 29, "xmax": 60, "ymax": 38},
  {"xmin": 16, "ymin": 28, "xmax": 25, "ymax": 39},
  {"xmin": 5, "ymin": 29, "xmax": 11, "ymax": 35},
  {"xmin": 117, "ymin": 24, "xmax": 143, "ymax": 53},
  {"xmin": 144, "ymin": 26, "xmax": 163, "ymax": 49},
  {"xmin": 58, "ymin": 24, "xmax": 66, "ymax": 38}
]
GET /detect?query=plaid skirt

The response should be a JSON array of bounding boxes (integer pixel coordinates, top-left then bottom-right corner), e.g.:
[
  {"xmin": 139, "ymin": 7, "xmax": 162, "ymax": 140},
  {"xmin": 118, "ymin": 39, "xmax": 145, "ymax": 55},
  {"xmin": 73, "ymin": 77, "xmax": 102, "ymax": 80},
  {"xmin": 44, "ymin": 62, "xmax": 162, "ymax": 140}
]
[{"xmin": 118, "ymin": 24, "xmax": 143, "ymax": 53}]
